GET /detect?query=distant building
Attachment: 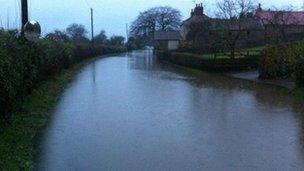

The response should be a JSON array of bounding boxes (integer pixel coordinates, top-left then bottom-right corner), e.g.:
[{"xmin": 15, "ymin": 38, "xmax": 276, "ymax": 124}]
[
  {"xmin": 181, "ymin": 3, "xmax": 264, "ymax": 52},
  {"xmin": 181, "ymin": 3, "xmax": 304, "ymax": 51},
  {"xmin": 181, "ymin": 3, "xmax": 210, "ymax": 40},
  {"xmin": 255, "ymin": 4, "xmax": 304, "ymax": 27},
  {"xmin": 154, "ymin": 31, "xmax": 182, "ymax": 51},
  {"xmin": 255, "ymin": 4, "xmax": 304, "ymax": 42}
]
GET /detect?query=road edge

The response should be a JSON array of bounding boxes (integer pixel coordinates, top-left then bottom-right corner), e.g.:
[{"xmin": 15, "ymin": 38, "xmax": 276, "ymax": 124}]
[{"xmin": 0, "ymin": 53, "xmax": 121, "ymax": 170}]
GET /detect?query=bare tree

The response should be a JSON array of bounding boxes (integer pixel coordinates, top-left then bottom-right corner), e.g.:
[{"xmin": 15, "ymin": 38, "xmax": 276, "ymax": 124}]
[
  {"xmin": 215, "ymin": 0, "xmax": 257, "ymax": 58},
  {"xmin": 237, "ymin": 0, "xmax": 256, "ymax": 18},
  {"xmin": 155, "ymin": 7, "xmax": 182, "ymax": 30},
  {"xmin": 216, "ymin": 0, "xmax": 255, "ymax": 19},
  {"xmin": 130, "ymin": 6, "xmax": 182, "ymax": 46},
  {"xmin": 216, "ymin": 0, "xmax": 237, "ymax": 19}
]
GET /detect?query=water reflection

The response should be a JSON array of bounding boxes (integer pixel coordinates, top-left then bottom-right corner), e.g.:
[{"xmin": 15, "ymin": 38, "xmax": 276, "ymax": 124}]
[
  {"xmin": 128, "ymin": 50, "xmax": 158, "ymax": 70},
  {"xmin": 37, "ymin": 50, "xmax": 304, "ymax": 170},
  {"xmin": 91, "ymin": 60, "xmax": 96, "ymax": 84}
]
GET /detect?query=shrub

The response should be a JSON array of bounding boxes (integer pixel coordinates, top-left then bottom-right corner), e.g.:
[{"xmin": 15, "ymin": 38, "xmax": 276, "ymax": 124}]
[
  {"xmin": 259, "ymin": 41, "xmax": 304, "ymax": 79},
  {"xmin": 0, "ymin": 32, "xmax": 126, "ymax": 121},
  {"xmin": 295, "ymin": 57, "xmax": 304, "ymax": 87},
  {"xmin": 156, "ymin": 51, "xmax": 258, "ymax": 71}
]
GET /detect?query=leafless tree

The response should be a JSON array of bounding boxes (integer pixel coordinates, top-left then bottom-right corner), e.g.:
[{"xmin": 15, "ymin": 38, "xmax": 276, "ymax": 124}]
[
  {"xmin": 130, "ymin": 6, "xmax": 182, "ymax": 46},
  {"xmin": 237, "ymin": 0, "xmax": 256, "ymax": 18},
  {"xmin": 216, "ymin": 0, "xmax": 256, "ymax": 19},
  {"xmin": 215, "ymin": 0, "xmax": 257, "ymax": 58},
  {"xmin": 216, "ymin": 0, "xmax": 237, "ymax": 19}
]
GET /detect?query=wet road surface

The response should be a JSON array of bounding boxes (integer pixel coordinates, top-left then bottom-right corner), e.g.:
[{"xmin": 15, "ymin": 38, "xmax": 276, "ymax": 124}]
[{"xmin": 37, "ymin": 50, "xmax": 304, "ymax": 170}]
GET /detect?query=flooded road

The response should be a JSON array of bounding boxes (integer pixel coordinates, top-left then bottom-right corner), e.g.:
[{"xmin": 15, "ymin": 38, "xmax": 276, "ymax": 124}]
[{"xmin": 37, "ymin": 50, "xmax": 304, "ymax": 170}]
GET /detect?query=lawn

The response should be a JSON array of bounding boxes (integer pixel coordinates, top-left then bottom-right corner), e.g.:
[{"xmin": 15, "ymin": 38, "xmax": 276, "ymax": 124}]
[
  {"xmin": 292, "ymin": 88, "xmax": 304, "ymax": 100},
  {"xmin": 200, "ymin": 46, "xmax": 265, "ymax": 59}
]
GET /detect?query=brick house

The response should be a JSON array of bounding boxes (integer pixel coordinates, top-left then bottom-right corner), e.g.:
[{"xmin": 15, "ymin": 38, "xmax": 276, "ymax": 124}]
[
  {"xmin": 181, "ymin": 3, "xmax": 304, "ymax": 52},
  {"xmin": 255, "ymin": 4, "xmax": 304, "ymax": 43},
  {"xmin": 181, "ymin": 4, "xmax": 264, "ymax": 52}
]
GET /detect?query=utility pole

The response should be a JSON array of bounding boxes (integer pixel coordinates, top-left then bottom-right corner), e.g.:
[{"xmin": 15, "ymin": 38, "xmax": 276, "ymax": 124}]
[
  {"xmin": 126, "ymin": 24, "xmax": 129, "ymax": 40},
  {"xmin": 21, "ymin": 0, "xmax": 29, "ymax": 35},
  {"xmin": 126, "ymin": 24, "xmax": 130, "ymax": 50},
  {"xmin": 91, "ymin": 8, "xmax": 94, "ymax": 48}
]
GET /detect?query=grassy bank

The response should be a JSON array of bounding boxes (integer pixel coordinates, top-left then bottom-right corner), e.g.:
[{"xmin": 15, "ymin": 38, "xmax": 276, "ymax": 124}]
[
  {"xmin": 176, "ymin": 46, "xmax": 264, "ymax": 59},
  {"xmin": 157, "ymin": 51, "xmax": 259, "ymax": 71},
  {"xmin": 0, "ymin": 58, "xmax": 95, "ymax": 170},
  {"xmin": 200, "ymin": 46, "xmax": 264, "ymax": 59},
  {"xmin": 292, "ymin": 88, "xmax": 304, "ymax": 100}
]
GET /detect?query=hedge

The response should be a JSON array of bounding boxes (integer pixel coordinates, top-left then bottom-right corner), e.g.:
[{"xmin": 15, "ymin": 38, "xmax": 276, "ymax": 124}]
[
  {"xmin": 0, "ymin": 32, "xmax": 126, "ymax": 121},
  {"xmin": 157, "ymin": 51, "xmax": 259, "ymax": 71},
  {"xmin": 259, "ymin": 42, "xmax": 304, "ymax": 79},
  {"xmin": 295, "ymin": 57, "xmax": 304, "ymax": 87}
]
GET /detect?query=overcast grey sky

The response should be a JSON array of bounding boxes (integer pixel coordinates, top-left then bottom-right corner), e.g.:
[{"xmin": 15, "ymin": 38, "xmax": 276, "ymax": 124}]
[{"xmin": 1, "ymin": 0, "xmax": 303, "ymax": 37}]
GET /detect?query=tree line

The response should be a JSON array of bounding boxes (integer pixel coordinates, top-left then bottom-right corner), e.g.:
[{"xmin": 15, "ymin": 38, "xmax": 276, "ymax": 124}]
[{"xmin": 45, "ymin": 23, "xmax": 125, "ymax": 47}]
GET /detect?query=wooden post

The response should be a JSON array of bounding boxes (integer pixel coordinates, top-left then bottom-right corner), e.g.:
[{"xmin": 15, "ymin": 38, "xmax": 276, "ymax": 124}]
[{"xmin": 21, "ymin": 0, "xmax": 28, "ymax": 35}]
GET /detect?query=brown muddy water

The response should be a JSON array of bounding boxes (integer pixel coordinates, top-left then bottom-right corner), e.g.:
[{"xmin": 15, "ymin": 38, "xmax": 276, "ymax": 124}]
[{"xmin": 37, "ymin": 50, "xmax": 304, "ymax": 171}]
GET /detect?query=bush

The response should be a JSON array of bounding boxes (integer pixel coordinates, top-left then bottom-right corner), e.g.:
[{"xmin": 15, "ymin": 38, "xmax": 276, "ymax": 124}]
[
  {"xmin": 156, "ymin": 51, "xmax": 259, "ymax": 71},
  {"xmin": 259, "ymin": 41, "xmax": 304, "ymax": 79},
  {"xmin": 295, "ymin": 57, "xmax": 304, "ymax": 87},
  {"xmin": 0, "ymin": 32, "xmax": 126, "ymax": 121}
]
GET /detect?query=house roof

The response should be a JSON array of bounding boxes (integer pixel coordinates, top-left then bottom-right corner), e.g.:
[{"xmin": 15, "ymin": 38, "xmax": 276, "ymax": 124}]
[
  {"xmin": 182, "ymin": 4, "xmax": 210, "ymax": 26},
  {"xmin": 182, "ymin": 4, "xmax": 263, "ymax": 31},
  {"xmin": 255, "ymin": 10, "xmax": 304, "ymax": 25},
  {"xmin": 183, "ymin": 15, "xmax": 210, "ymax": 26},
  {"xmin": 154, "ymin": 31, "xmax": 181, "ymax": 40},
  {"xmin": 182, "ymin": 17, "xmax": 263, "ymax": 31},
  {"xmin": 210, "ymin": 18, "xmax": 264, "ymax": 30}
]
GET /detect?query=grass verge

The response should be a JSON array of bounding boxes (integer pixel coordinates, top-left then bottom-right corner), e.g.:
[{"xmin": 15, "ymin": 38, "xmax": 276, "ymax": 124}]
[
  {"xmin": 291, "ymin": 88, "xmax": 304, "ymax": 100},
  {"xmin": 0, "ymin": 58, "xmax": 94, "ymax": 170},
  {"xmin": 200, "ymin": 46, "xmax": 264, "ymax": 59}
]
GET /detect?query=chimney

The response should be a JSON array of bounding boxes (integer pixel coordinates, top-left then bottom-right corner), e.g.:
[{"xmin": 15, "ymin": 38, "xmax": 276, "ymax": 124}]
[
  {"xmin": 257, "ymin": 3, "xmax": 262, "ymax": 11},
  {"xmin": 194, "ymin": 3, "xmax": 204, "ymax": 16},
  {"xmin": 191, "ymin": 9, "xmax": 194, "ymax": 17}
]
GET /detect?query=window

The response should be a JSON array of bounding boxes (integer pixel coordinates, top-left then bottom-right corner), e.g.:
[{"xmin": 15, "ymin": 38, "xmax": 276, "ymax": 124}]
[{"xmin": 168, "ymin": 40, "xmax": 180, "ymax": 50}]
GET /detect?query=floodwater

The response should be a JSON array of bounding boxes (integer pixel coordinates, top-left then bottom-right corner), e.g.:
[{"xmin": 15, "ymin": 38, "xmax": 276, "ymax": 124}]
[{"xmin": 37, "ymin": 50, "xmax": 304, "ymax": 171}]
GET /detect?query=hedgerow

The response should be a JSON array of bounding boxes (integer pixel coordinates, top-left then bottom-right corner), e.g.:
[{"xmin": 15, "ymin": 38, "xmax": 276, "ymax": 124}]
[
  {"xmin": 295, "ymin": 57, "xmax": 304, "ymax": 87},
  {"xmin": 0, "ymin": 32, "xmax": 126, "ymax": 121},
  {"xmin": 259, "ymin": 42, "xmax": 304, "ymax": 79}
]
